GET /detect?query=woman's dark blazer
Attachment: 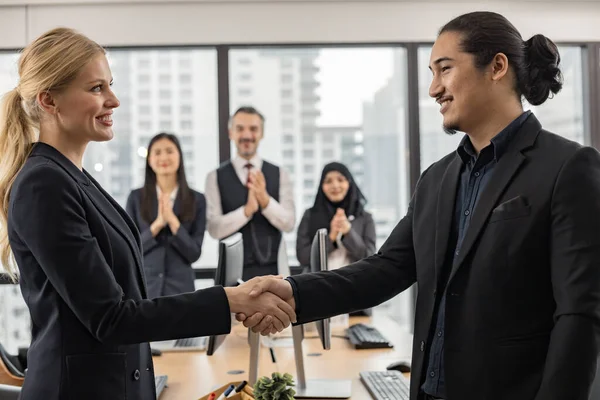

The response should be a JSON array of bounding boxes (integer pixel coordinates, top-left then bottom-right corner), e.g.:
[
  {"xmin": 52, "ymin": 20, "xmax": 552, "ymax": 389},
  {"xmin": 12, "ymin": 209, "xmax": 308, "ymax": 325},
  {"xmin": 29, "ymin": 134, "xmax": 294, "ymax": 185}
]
[
  {"xmin": 125, "ymin": 187, "xmax": 206, "ymax": 298},
  {"xmin": 295, "ymin": 208, "xmax": 377, "ymax": 267},
  {"xmin": 7, "ymin": 143, "xmax": 231, "ymax": 400}
]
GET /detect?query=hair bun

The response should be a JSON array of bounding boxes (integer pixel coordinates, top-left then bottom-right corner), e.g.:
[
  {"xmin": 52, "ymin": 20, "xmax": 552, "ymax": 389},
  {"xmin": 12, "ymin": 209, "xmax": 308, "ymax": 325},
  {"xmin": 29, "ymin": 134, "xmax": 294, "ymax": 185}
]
[{"xmin": 522, "ymin": 34, "xmax": 563, "ymax": 105}]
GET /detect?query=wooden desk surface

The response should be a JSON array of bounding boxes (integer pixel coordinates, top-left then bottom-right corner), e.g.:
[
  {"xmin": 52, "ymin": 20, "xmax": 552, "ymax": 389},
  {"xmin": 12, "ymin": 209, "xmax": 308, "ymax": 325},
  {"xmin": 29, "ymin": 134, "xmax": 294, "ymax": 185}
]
[{"xmin": 153, "ymin": 313, "xmax": 413, "ymax": 400}]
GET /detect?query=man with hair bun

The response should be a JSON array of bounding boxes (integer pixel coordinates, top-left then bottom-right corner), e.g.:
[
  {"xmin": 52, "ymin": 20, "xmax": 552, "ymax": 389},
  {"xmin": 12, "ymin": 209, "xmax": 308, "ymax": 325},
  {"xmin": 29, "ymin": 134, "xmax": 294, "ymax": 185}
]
[{"xmin": 239, "ymin": 11, "xmax": 600, "ymax": 400}]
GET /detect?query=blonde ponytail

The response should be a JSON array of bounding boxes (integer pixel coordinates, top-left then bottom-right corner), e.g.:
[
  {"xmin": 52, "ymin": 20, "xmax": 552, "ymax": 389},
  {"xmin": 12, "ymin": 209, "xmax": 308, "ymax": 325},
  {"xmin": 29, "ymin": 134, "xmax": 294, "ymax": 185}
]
[
  {"xmin": 0, "ymin": 27, "xmax": 104, "ymax": 282},
  {"xmin": 0, "ymin": 88, "xmax": 35, "ymax": 281}
]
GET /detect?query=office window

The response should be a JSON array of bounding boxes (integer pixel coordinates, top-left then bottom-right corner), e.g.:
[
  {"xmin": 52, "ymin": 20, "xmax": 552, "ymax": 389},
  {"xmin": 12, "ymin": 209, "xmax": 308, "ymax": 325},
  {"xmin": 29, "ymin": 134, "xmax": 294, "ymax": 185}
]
[
  {"xmin": 283, "ymin": 150, "xmax": 294, "ymax": 159},
  {"xmin": 238, "ymin": 73, "xmax": 252, "ymax": 81},
  {"xmin": 138, "ymin": 58, "xmax": 150, "ymax": 68},
  {"xmin": 238, "ymin": 88, "xmax": 252, "ymax": 97},
  {"xmin": 303, "ymin": 179, "xmax": 314, "ymax": 189},
  {"xmin": 418, "ymin": 45, "xmax": 588, "ymax": 171},
  {"xmin": 304, "ymin": 164, "xmax": 314, "ymax": 173},
  {"xmin": 230, "ymin": 47, "xmax": 411, "ymax": 327},
  {"xmin": 302, "ymin": 149, "xmax": 314, "ymax": 158},
  {"xmin": 283, "ymin": 134, "xmax": 294, "ymax": 144},
  {"xmin": 159, "ymin": 74, "xmax": 170, "ymax": 85},
  {"xmin": 158, "ymin": 57, "xmax": 170, "ymax": 68},
  {"xmin": 180, "ymin": 74, "xmax": 192, "ymax": 84},
  {"xmin": 139, "ymin": 120, "xmax": 151, "ymax": 131},
  {"xmin": 180, "ymin": 57, "xmax": 192, "ymax": 68},
  {"xmin": 181, "ymin": 89, "xmax": 192, "ymax": 99},
  {"xmin": 84, "ymin": 49, "xmax": 219, "ymax": 271},
  {"xmin": 238, "ymin": 57, "xmax": 251, "ymax": 66},
  {"xmin": 302, "ymin": 135, "xmax": 313, "ymax": 144}
]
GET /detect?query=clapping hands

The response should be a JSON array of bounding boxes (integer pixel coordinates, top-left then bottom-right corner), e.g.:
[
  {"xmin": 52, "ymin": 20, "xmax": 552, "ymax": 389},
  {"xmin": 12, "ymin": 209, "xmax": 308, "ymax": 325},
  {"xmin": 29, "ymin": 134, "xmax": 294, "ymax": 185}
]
[
  {"xmin": 150, "ymin": 193, "xmax": 181, "ymax": 236},
  {"xmin": 224, "ymin": 275, "xmax": 296, "ymax": 336},
  {"xmin": 329, "ymin": 208, "xmax": 351, "ymax": 242}
]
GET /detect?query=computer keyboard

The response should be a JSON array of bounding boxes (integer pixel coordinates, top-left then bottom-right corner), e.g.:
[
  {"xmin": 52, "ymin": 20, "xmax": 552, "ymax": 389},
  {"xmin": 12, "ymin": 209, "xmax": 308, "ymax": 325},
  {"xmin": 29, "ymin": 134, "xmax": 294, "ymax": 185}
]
[
  {"xmin": 155, "ymin": 374, "xmax": 168, "ymax": 399},
  {"xmin": 346, "ymin": 323, "xmax": 393, "ymax": 349},
  {"xmin": 360, "ymin": 371, "xmax": 410, "ymax": 400},
  {"xmin": 174, "ymin": 336, "xmax": 207, "ymax": 348}
]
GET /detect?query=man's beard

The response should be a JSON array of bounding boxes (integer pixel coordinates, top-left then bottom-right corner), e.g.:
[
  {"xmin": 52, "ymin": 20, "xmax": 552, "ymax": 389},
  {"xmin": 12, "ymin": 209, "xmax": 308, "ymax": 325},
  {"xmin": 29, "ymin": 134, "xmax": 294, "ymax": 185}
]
[{"xmin": 443, "ymin": 125, "xmax": 459, "ymax": 136}]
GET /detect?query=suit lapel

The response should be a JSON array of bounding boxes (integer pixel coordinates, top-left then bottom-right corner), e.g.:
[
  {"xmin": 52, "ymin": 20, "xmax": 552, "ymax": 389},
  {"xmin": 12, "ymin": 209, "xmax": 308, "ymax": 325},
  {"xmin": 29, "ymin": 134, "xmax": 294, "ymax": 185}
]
[
  {"xmin": 172, "ymin": 192, "xmax": 181, "ymax": 218},
  {"xmin": 447, "ymin": 116, "xmax": 542, "ymax": 284},
  {"xmin": 82, "ymin": 172, "xmax": 148, "ymax": 298},
  {"xmin": 434, "ymin": 155, "xmax": 462, "ymax": 283},
  {"xmin": 28, "ymin": 143, "xmax": 148, "ymax": 298}
]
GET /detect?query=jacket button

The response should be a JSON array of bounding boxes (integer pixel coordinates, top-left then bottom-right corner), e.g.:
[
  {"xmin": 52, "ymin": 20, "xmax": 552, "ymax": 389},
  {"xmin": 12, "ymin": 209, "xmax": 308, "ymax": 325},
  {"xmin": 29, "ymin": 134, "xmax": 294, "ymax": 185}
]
[
  {"xmin": 133, "ymin": 369, "xmax": 140, "ymax": 380},
  {"xmin": 420, "ymin": 341, "xmax": 425, "ymax": 352}
]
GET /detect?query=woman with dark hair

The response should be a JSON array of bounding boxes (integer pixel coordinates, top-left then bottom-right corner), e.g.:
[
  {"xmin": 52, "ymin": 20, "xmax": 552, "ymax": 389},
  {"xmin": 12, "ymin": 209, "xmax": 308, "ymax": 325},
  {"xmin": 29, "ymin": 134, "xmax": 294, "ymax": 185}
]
[
  {"xmin": 126, "ymin": 132, "xmax": 206, "ymax": 299},
  {"xmin": 296, "ymin": 162, "xmax": 376, "ymax": 271}
]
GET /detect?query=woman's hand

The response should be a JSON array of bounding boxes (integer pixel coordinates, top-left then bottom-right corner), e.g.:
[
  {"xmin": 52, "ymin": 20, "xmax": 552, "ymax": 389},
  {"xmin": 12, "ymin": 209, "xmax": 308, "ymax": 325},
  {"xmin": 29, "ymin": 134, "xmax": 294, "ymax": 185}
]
[
  {"xmin": 160, "ymin": 194, "xmax": 181, "ymax": 234},
  {"xmin": 333, "ymin": 208, "xmax": 351, "ymax": 235},
  {"xmin": 150, "ymin": 201, "xmax": 167, "ymax": 237}
]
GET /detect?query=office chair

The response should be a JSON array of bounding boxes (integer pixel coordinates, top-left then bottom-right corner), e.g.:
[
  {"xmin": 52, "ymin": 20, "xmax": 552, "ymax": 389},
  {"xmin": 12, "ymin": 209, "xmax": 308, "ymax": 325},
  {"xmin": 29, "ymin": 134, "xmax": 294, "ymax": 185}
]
[
  {"xmin": 0, "ymin": 343, "xmax": 25, "ymax": 387},
  {"xmin": 0, "ymin": 383, "xmax": 21, "ymax": 400}
]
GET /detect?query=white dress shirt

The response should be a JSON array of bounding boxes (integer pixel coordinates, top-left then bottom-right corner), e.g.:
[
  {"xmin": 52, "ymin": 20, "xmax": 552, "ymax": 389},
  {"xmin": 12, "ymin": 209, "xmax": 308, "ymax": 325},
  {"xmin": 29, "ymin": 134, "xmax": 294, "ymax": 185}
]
[
  {"xmin": 156, "ymin": 185, "xmax": 178, "ymax": 204},
  {"xmin": 205, "ymin": 155, "xmax": 296, "ymax": 240},
  {"xmin": 328, "ymin": 236, "xmax": 353, "ymax": 270}
]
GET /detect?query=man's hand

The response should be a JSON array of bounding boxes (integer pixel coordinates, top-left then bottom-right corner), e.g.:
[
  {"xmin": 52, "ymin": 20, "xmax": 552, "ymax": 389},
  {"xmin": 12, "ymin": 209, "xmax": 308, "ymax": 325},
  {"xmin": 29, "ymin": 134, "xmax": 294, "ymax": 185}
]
[
  {"xmin": 224, "ymin": 276, "xmax": 296, "ymax": 335},
  {"xmin": 248, "ymin": 170, "xmax": 270, "ymax": 209},
  {"xmin": 244, "ymin": 188, "xmax": 260, "ymax": 218},
  {"xmin": 235, "ymin": 276, "xmax": 296, "ymax": 332}
]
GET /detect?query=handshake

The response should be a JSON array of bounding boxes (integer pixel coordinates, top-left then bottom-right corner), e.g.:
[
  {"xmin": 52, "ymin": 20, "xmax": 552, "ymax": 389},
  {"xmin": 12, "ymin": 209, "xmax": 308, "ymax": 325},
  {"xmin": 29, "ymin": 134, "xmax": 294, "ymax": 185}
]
[{"xmin": 224, "ymin": 275, "xmax": 296, "ymax": 336}]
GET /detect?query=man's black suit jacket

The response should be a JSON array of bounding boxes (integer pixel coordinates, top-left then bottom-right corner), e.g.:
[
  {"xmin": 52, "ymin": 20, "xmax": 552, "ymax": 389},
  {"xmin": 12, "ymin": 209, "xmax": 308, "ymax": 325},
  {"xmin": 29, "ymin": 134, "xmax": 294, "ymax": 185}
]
[
  {"xmin": 8, "ymin": 143, "xmax": 232, "ymax": 400},
  {"xmin": 290, "ymin": 115, "xmax": 600, "ymax": 400}
]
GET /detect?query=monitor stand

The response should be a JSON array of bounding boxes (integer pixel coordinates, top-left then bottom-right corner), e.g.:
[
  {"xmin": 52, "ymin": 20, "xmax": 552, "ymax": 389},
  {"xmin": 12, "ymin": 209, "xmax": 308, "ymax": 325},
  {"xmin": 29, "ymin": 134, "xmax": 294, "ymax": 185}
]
[
  {"xmin": 248, "ymin": 330, "xmax": 261, "ymax": 386},
  {"xmin": 292, "ymin": 325, "xmax": 352, "ymax": 398}
]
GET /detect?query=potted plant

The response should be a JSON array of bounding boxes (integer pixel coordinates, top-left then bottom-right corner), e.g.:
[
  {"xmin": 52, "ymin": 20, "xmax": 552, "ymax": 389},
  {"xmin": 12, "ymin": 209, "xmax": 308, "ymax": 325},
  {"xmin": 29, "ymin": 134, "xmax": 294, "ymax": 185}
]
[{"xmin": 253, "ymin": 372, "xmax": 296, "ymax": 400}]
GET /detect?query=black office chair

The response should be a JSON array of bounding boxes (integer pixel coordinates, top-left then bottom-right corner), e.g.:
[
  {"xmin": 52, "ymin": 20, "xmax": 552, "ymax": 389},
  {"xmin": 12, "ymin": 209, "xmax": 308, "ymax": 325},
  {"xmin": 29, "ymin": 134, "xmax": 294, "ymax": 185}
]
[{"xmin": 0, "ymin": 343, "xmax": 25, "ymax": 381}]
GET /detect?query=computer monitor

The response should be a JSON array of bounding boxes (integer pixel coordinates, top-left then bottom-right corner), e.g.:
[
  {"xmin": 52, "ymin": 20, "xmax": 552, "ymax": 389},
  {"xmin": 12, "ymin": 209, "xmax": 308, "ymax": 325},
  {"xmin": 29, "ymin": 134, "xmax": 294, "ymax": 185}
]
[
  {"xmin": 207, "ymin": 233, "xmax": 244, "ymax": 356},
  {"xmin": 291, "ymin": 228, "xmax": 351, "ymax": 398},
  {"xmin": 310, "ymin": 228, "xmax": 331, "ymax": 350}
]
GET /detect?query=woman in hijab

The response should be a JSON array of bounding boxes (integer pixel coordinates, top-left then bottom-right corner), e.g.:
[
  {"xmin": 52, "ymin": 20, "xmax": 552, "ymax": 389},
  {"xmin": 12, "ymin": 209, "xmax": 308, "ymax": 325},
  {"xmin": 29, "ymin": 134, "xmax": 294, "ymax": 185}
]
[{"xmin": 296, "ymin": 162, "xmax": 376, "ymax": 271}]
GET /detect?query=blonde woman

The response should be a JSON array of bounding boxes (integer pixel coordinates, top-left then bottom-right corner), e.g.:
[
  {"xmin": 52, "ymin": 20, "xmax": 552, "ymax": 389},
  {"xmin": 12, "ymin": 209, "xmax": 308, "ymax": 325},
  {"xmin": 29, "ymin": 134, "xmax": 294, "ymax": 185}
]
[{"xmin": 0, "ymin": 28, "xmax": 294, "ymax": 400}]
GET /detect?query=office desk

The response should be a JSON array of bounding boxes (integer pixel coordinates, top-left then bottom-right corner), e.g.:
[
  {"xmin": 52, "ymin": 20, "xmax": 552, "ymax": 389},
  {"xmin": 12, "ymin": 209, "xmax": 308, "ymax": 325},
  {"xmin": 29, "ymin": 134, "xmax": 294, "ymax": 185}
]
[{"xmin": 153, "ymin": 313, "xmax": 412, "ymax": 400}]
